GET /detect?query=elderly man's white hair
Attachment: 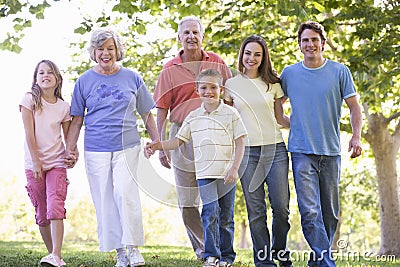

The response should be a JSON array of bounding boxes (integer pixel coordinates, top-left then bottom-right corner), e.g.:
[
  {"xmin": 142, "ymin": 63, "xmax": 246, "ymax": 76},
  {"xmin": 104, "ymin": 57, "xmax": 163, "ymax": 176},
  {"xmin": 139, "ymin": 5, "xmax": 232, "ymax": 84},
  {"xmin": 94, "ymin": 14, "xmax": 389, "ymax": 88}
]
[{"xmin": 177, "ymin": 16, "xmax": 205, "ymax": 35}]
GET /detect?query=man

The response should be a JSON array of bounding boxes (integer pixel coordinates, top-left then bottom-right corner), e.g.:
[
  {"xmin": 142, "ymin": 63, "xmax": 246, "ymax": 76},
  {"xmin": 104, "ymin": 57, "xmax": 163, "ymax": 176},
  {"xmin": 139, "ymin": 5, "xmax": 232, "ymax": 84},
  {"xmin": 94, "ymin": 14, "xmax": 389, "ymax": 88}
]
[
  {"xmin": 153, "ymin": 16, "xmax": 232, "ymax": 260},
  {"xmin": 281, "ymin": 21, "xmax": 363, "ymax": 267}
]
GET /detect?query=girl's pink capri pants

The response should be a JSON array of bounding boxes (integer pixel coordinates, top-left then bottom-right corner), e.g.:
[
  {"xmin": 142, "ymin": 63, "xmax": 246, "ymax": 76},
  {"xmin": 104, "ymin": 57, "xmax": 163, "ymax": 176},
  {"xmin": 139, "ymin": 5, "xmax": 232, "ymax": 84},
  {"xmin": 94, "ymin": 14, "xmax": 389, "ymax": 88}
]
[{"xmin": 25, "ymin": 167, "xmax": 69, "ymax": 227}]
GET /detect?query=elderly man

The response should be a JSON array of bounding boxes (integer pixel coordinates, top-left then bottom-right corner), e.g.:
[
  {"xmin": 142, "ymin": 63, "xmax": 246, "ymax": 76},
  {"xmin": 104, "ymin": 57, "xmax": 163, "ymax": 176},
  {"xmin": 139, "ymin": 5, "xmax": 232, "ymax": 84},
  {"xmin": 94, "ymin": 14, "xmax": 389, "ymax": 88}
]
[{"xmin": 153, "ymin": 16, "xmax": 232, "ymax": 260}]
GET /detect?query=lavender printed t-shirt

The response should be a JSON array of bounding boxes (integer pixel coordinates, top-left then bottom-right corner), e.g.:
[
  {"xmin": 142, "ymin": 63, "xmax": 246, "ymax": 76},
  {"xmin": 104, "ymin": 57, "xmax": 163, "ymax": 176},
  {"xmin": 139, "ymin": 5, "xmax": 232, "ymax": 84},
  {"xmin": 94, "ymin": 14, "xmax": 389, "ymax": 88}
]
[{"xmin": 71, "ymin": 68, "xmax": 155, "ymax": 152}]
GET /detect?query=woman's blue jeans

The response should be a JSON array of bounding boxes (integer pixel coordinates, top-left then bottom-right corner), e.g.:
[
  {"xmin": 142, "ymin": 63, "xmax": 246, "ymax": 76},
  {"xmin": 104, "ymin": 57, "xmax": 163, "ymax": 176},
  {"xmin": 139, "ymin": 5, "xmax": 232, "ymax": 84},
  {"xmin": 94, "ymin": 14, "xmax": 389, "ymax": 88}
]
[
  {"xmin": 239, "ymin": 143, "xmax": 291, "ymax": 267},
  {"xmin": 291, "ymin": 152, "xmax": 340, "ymax": 267},
  {"xmin": 197, "ymin": 179, "xmax": 236, "ymax": 264}
]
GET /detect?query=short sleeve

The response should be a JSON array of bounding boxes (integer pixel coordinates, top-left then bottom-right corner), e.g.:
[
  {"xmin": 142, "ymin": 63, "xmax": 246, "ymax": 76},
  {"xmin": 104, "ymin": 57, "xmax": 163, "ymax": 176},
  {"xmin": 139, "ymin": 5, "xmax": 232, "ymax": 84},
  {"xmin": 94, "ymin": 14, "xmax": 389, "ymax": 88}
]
[
  {"xmin": 176, "ymin": 115, "xmax": 192, "ymax": 143},
  {"xmin": 340, "ymin": 65, "xmax": 357, "ymax": 99},
  {"xmin": 154, "ymin": 66, "xmax": 173, "ymax": 109},
  {"xmin": 19, "ymin": 93, "xmax": 33, "ymax": 112},
  {"xmin": 273, "ymin": 83, "xmax": 285, "ymax": 99},
  {"xmin": 232, "ymin": 108, "xmax": 247, "ymax": 140},
  {"xmin": 62, "ymin": 102, "xmax": 71, "ymax": 122},
  {"xmin": 70, "ymin": 78, "xmax": 86, "ymax": 117},
  {"xmin": 280, "ymin": 68, "xmax": 288, "ymax": 96},
  {"xmin": 135, "ymin": 77, "xmax": 155, "ymax": 115}
]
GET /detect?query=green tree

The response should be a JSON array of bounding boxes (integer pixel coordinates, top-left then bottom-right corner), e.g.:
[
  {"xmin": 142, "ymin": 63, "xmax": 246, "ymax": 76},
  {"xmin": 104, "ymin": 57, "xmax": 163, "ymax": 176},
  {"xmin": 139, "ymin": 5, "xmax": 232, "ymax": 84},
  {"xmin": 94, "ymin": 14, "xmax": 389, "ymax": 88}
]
[
  {"xmin": 0, "ymin": 0, "xmax": 58, "ymax": 52},
  {"xmin": 330, "ymin": 1, "xmax": 400, "ymax": 256},
  {"xmin": 2, "ymin": 0, "xmax": 399, "ymax": 256},
  {"xmin": 107, "ymin": 0, "xmax": 400, "ymax": 256}
]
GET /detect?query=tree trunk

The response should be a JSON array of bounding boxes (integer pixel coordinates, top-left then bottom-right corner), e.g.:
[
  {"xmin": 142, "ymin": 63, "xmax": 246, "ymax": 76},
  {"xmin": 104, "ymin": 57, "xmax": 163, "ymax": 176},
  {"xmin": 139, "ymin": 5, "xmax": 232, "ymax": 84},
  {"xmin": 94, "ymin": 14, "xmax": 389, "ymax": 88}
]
[
  {"xmin": 373, "ymin": 149, "xmax": 400, "ymax": 256},
  {"xmin": 364, "ymin": 112, "xmax": 400, "ymax": 256}
]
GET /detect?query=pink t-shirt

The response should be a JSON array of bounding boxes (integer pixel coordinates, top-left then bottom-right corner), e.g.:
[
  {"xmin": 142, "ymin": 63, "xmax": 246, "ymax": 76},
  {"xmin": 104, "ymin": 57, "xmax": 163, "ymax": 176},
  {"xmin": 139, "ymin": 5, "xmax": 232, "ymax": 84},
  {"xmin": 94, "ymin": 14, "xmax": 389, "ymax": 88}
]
[
  {"xmin": 20, "ymin": 93, "xmax": 71, "ymax": 170},
  {"xmin": 154, "ymin": 50, "xmax": 232, "ymax": 123}
]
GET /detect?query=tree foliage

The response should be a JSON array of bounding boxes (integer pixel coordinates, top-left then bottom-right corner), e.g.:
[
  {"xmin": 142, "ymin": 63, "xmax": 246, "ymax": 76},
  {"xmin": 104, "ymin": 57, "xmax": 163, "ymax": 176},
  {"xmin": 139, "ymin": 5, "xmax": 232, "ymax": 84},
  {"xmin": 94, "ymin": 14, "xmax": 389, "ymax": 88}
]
[
  {"xmin": 1, "ymin": 0, "xmax": 399, "ymax": 256},
  {"xmin": 0, "ymin": 0, "xmax": 61, "ymax": 52}
]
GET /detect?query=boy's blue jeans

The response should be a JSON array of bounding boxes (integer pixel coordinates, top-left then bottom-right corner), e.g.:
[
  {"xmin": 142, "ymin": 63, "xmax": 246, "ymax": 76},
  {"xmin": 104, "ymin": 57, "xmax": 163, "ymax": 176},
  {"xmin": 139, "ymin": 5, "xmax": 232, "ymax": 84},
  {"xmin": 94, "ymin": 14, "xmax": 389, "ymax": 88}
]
[
  {"xmin": 291, "ymin": 152, "xmax": 340, "ymax": 267},
  {"xmin": 197, "ymin": 179, "xmax": 236, "ymax": 264}
]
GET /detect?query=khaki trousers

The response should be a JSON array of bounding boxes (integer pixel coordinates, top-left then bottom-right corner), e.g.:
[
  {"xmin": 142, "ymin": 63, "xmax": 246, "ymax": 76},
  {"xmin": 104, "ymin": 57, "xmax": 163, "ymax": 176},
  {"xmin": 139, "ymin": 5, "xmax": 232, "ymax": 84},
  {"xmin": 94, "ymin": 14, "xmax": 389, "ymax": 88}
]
[{"xmin": 170, "ymin": 122, "xmax": 204, "ymax": 258}]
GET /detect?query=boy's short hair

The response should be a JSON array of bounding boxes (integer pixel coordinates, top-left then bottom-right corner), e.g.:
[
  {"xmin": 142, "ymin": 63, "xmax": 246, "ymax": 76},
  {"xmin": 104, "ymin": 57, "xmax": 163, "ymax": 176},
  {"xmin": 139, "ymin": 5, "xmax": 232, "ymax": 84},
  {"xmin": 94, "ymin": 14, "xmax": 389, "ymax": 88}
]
[{"xmin": 195, "ymin": 69, "xmax": 223, "ymax": 89}]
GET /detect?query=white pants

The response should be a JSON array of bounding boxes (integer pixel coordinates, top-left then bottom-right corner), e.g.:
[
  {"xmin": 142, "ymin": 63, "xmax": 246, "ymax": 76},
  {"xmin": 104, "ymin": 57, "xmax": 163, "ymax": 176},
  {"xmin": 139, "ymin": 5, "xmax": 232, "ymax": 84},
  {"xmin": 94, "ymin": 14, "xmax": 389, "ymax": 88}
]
[{"xmin": 84, "ymin": 145, "xmax": 144, "ymax": 252}]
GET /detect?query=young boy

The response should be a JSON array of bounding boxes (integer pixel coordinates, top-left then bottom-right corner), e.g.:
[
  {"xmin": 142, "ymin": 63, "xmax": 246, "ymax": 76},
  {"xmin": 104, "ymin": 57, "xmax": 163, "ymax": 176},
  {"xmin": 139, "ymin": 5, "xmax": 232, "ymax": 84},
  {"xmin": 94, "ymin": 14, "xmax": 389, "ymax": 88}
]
[{"xmin": 146, "ymin": 69, "xmax": 246, "ymax": 267}]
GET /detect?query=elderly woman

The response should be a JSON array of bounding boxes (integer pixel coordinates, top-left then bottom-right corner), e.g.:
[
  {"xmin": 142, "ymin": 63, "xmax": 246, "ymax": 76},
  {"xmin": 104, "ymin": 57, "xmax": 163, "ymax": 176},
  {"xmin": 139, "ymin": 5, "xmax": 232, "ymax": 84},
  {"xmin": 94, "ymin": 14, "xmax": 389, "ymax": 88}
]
[{"xmin": 65, "ymin": 28, "xmax": 158, "ymax": 267}]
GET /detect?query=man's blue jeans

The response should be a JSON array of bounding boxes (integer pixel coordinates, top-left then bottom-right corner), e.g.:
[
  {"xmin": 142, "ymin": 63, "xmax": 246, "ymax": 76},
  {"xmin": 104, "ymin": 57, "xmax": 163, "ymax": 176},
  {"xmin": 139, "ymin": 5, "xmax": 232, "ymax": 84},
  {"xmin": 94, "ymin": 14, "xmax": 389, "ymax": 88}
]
[
  {"xmin": 291, "ymin": 152, "xmax": 340, "ymax": 267},
  {"xmin": 239, "ymin": 143, "xmax": 290, "ymax": 267},
  {"xmin": 197, "ymin": 179, "xmax": 236, "ymax": 264}
]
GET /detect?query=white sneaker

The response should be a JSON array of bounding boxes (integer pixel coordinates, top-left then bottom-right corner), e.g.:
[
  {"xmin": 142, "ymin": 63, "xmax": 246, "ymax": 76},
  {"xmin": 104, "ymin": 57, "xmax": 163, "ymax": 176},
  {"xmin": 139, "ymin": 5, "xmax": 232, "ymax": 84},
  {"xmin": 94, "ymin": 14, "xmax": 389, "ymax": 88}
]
[
  {"xmin": 40, "ymin": 254, "xmax": 62, "ymax": 267},
  {"xmin": 115, "ymin": 254, "xmax": 129, "ymax": 267},
  {"xmin": 129, "ymin": 248, "xmax": 145, "ymax": 266},
  {"xmin": 204, "ymin": 256, "xmax": 219, "ymax": 267},
  {"xmin": 219, "ymin": 261, "xmax": 232, "ymax": 267}
]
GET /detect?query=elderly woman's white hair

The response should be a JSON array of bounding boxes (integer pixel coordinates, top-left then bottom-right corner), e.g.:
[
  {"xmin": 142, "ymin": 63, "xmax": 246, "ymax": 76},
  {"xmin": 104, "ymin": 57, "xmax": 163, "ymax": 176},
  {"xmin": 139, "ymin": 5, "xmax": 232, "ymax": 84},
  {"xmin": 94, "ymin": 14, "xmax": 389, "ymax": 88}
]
[
  {"xmin": 87, "ymin": 27, "xmax": 126, "ymax": 62},
  {"xmin": 177, "ymin": 16, "xmax": 205, "ymax": 35}
]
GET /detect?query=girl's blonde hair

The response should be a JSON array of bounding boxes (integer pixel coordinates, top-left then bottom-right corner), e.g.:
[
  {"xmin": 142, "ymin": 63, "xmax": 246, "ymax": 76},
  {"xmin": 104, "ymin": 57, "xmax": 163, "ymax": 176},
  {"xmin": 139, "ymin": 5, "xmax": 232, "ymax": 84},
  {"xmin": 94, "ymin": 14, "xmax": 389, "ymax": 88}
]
[{"xmin": 30, "ymin": 60, "xmax": 63, "ymax": 112}]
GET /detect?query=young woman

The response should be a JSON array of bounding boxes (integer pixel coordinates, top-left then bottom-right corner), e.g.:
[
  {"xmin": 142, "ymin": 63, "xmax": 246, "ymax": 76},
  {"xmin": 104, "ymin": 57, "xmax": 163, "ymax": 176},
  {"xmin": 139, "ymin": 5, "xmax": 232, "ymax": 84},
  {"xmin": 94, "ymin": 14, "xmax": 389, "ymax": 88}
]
[{"xmin": 224, "ymin": 35, "xmax": 292, "ymax": 267}]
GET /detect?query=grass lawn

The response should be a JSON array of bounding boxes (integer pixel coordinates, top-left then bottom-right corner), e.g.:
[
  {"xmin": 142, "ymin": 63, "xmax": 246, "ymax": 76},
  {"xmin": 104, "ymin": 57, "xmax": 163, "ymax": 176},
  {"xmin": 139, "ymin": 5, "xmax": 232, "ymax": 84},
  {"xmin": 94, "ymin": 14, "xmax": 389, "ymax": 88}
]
[
  {"xmin": 0, "ymin": 241, "xmax": 398, "ymax": 266},
  {"xmin": 0, "ymin": 241, "xmax": 253, "ymax": 267}
]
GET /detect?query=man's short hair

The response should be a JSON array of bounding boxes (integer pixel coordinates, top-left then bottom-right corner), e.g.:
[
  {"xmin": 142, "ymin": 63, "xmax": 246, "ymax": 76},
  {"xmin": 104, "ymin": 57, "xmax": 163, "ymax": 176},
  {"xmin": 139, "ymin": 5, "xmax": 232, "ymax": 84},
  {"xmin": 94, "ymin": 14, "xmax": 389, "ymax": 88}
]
[
  {"xmin": 178, "ymin": 16, "xmax": 204, "ymax": 35},
  {"xmin": 297, "ymin": 21, "xmax": 327, "ymax": 44}
]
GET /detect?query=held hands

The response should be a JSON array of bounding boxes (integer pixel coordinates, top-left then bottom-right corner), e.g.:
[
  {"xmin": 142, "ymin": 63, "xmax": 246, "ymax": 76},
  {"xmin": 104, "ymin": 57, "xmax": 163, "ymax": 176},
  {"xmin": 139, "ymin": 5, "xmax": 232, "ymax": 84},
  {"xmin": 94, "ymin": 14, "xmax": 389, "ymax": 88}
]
[
  {"xmin": 64, "ymin": 149, "xmax": 78, "ymax": 168},
  {"xmin": 144, "ymin": 142, "xmax": 156, "ymax": 159},
  {"xmin": 144, "ymin": 142, "xmax": 171, "ymax": 169},
  {"xmin": 144, "ymin": 141, "xmax": 162, "ymax": 159}
]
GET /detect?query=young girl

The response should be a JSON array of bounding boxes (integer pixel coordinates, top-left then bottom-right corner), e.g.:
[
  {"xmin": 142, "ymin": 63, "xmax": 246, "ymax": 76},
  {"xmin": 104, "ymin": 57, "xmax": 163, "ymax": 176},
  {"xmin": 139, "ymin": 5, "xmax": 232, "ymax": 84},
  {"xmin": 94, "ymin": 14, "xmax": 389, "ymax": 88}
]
[{"xmin": 20, "ymin": 60, "xmax": 74, "ymax": 267}]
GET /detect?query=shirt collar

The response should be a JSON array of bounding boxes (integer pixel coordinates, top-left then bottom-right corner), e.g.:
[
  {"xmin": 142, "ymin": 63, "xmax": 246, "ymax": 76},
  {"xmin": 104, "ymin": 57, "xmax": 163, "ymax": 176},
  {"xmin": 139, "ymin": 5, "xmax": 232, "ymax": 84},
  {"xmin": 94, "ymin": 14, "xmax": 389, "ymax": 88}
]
[
  {"xmin": 301, "ymin": 58, "xmax": 329, "ymax": 70},
  {"xmin": 200, "ymin": 100, "xmax": 224, "ymax": 114},
  {"xmin": 173, "ymin": 49, "xmax": 210, "ymax": 65}
]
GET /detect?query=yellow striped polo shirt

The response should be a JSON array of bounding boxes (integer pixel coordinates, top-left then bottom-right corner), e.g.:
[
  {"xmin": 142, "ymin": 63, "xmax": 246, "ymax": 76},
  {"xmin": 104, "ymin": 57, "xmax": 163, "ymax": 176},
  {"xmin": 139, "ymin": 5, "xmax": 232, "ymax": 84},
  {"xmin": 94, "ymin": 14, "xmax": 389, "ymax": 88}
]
[{"xmin": 177, "ymin": 101, "xmax": 247, "ymax": 179}]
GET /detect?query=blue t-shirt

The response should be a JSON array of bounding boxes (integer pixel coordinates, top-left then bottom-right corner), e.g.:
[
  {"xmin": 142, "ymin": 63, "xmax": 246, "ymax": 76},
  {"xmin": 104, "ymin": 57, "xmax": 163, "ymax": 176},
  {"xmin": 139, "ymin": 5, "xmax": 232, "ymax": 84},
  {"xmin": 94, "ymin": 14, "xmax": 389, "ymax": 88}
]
[
  {"xmin": 281, "ymin": 60, "xmax": 357, "ymax": 156},
  {"xmin": 71, "ymin": 68, "xmax": 155, "ymax": 152}
]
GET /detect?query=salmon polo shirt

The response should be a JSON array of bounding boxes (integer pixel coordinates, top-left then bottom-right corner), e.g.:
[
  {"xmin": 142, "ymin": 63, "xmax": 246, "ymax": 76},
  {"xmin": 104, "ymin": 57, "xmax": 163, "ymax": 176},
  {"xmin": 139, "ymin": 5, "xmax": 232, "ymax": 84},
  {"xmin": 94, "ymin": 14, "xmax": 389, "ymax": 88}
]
[{"xmin": 154, "ymin": 50, "xmax": 232, "ymax": 124}]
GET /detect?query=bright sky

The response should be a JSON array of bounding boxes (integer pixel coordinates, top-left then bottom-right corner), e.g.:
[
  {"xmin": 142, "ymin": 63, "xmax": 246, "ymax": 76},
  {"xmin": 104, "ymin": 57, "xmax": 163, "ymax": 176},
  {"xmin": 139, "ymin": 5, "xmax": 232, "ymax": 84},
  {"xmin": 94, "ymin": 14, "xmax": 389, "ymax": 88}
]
[
  {"xmin": 0, "ymin": 0, "xmax": 178, "ymax": 208},
  {"xmin": 0, "ymin": 0, "xmax": 84, "ymax": 179}
]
